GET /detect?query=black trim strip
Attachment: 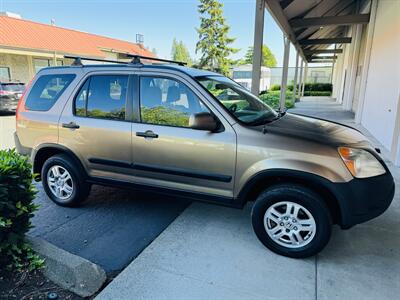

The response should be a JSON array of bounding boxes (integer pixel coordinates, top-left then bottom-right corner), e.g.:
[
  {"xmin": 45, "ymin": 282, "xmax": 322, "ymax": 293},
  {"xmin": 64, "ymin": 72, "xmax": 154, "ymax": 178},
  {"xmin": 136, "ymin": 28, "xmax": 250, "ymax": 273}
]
[
  {"xmin": 134, "ymin": 163, "xmax": 232, "ymax": 183},
  {"xmin": 88, "ymin": 158, "xmax": 131, "ymax": 169},
  {"xmin": 88, "ymin": 158, "xmax": 232, "ymax": 183}
]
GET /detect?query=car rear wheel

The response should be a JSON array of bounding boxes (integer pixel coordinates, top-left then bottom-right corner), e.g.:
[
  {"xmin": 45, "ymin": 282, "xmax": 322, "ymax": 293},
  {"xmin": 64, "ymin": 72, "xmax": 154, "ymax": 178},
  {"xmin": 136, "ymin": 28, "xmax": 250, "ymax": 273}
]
[
  {"xmin": 42, "ymin": 154, "xmax": 90, "ymax": 207},
  {"xmin": 251, "ymin": 184, "xmax": 332, "ymax": 258}
]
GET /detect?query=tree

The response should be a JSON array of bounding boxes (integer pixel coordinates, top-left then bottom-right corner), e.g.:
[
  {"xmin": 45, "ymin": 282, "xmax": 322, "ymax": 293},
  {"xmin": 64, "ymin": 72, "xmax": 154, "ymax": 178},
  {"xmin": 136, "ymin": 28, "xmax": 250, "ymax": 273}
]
[
  {"xmin": 195, "ymin": 0, "xmax": 238, "ymax": 75},
  {"xmin": 242, "ymin": 45, "xmax": 277, "ymax": 67},
  {"xmin": 171, "ymin": 39, "xmax": 193, "ymax": 66}
]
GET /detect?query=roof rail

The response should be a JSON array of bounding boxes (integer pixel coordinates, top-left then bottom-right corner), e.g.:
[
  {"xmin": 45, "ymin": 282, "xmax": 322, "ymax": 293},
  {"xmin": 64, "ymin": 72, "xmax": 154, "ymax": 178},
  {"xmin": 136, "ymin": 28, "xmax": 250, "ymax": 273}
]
[
  {"xmin": 65, "ymin": 55, "xmax": 187, "ymax": 67},
  {"xmin": 125, "ymin": 54, "xmax": 187, "ymax": 66},
  {"xmin": 64, "ymin": 55, "xmax": 129, "ymax": 66}
]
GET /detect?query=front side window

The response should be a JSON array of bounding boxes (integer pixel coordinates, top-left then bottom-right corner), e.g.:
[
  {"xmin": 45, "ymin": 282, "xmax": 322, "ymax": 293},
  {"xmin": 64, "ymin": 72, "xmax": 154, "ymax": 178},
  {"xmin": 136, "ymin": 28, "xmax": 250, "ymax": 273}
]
[
  {"xmin": 74, "ymin": 75, "xmax": 128, "ymax": 121},
  {"xmin": 25, "ymin": 74, "xmax": 75, "ymax": 111},
  {"xmin": 140, "ymin": 76, "xmax": 209, "ymax": 127},
  {"xmin": 196, "ymin": 75, "xmax": 277, "ymax": 125}
]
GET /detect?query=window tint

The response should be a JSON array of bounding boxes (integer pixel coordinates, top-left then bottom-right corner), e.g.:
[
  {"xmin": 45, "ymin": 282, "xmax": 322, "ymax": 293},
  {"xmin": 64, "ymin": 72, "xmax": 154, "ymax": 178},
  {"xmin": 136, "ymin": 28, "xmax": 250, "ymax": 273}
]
[
  {"xmin": 74, "ymin": 75, "xmax": 128, "ymax": 121},
  {"xmin": 25, "ymin": 74, "xmax": 75, "ymax": 111},
  {"xmin": 140, "ymin": 76, "xmax": 209, "ymax": 127},
  {"xmin": 1, "ymin": 83, "xmax": 25, "ymax": 92}
]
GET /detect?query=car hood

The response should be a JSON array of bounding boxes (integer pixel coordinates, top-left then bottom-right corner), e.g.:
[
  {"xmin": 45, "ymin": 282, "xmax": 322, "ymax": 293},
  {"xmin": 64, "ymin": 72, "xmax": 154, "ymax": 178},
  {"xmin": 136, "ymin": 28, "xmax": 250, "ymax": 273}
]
[{"xmin": 262, "ymin": 113, "xmax": 370, "ymax": 148}]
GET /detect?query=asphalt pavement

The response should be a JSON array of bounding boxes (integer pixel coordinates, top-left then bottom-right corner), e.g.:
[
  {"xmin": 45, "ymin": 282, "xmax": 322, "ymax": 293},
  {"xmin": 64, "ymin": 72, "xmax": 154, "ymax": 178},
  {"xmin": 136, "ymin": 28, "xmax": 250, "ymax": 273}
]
[{"xmin": 29, "ymin": 184, "xmax": 190, "ymax": 275}]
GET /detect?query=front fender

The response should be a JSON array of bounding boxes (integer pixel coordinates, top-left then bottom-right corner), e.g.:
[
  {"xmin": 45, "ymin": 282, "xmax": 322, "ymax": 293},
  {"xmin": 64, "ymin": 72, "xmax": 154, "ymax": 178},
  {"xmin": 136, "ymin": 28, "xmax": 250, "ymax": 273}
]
[{"xmin": 235, "ymin": 158, "xmax": 352, "ymax": 198}]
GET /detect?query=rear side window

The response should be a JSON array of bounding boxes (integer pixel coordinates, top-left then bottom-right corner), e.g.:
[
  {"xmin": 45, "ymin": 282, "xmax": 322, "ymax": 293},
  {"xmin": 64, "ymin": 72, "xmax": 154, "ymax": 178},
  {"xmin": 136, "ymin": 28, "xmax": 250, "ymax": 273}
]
[
  {"xmin": 1, "ymin": 83, "xmax": 25, "ymax": 92},
  {"xmin": 25, "ymin": 74, "xmax": 75, "ymax": 111},
  {"xmin": 74, "ymin": 75, "xmax": 128, "ymax": 121}
]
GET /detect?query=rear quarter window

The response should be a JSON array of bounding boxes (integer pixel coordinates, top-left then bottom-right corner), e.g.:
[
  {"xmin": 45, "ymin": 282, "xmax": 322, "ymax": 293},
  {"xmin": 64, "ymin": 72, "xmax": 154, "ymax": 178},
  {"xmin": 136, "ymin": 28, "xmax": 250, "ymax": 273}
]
[{"xmin": 25, "ymin": 74, "xmax": 75, "ymax": 111}]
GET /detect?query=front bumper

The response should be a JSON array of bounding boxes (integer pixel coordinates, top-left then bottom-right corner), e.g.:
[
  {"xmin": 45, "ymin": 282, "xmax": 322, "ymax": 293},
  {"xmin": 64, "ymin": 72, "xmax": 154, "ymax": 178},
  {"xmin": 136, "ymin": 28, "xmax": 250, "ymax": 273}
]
[{"xmin": 332, "ymin": 169, "xmax": 395, "ymax": 229}]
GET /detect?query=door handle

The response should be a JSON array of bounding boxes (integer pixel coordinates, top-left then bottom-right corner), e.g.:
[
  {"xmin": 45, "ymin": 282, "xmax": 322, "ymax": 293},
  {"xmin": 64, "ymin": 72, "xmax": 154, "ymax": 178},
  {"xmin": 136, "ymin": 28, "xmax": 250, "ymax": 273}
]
[
  {"xmin": 62, "ymin": 122, "xmax": 80, "ymax": 129},
  {"xmin": 136, "ymin": 130, "xmax": 159, "ymax": 138}
]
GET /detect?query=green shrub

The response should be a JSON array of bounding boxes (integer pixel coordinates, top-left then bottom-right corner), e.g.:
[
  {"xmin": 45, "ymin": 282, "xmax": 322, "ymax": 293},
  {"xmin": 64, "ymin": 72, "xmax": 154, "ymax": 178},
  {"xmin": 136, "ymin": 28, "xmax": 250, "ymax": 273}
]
[
  {"xmin": 269, "ymin": 83, "xmax": 332, "ymax": 92},
  {"xmin": 303, "ymin": 91, "xmax": 332, "ymax": 96},
  {"xmin": 0, "ymin": 149, "xmax": 43, "ymax": 271},
  {"xmin": 304, "ymin": 83, "xmax": 332, "ymax": 92},
  {"xmin": 269, "ymin": 84, "xmax": 281, "ymax": 91},
  {"xmin": 259, "ymin": 91, "xmax": 295, "ymax": 109}
]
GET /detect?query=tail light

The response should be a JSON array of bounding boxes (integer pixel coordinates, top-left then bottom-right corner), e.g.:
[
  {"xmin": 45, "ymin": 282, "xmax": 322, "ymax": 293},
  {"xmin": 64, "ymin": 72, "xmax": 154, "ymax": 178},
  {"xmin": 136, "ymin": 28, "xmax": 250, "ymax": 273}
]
[
  {"xmin": 0, "ymin": 90, "xmax": 12, "ymax": 95},
  {"xmin": 16, "ymin": 79, "xmax": 33, "ymax": 123}
]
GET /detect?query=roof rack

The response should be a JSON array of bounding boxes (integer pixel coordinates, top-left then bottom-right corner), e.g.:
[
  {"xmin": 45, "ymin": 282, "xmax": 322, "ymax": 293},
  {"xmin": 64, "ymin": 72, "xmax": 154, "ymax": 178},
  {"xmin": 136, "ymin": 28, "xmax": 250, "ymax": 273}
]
[
  {"xmin": 65, "ymin": 55, "xmax": 129, "ymax": 66},
  {"xmin": 65, "ymin": 54, "xmax": 187, "ymax": 67},
  {"xmin": 125, "ymin": 54, "xmax": 187, "ymax": 66}
]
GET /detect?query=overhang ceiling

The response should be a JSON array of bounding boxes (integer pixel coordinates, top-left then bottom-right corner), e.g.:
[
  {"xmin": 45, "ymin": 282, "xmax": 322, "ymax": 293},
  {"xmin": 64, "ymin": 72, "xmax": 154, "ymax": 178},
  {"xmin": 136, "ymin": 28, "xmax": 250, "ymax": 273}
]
[{"xmin": 265, "ymin": 0, "xmax": 371, "ymax": 63}]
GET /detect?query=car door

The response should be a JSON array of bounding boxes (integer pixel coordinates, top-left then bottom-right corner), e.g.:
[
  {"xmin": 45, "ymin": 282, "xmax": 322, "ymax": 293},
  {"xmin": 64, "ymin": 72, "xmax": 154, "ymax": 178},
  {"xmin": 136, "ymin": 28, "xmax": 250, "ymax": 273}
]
[
  {"xmin": 130, "ymin": 73, "xmax": 237, "ymax": 201},
  {"xmin": 59, "ymin": 72, "xmax": 134, "ymax": 180}
]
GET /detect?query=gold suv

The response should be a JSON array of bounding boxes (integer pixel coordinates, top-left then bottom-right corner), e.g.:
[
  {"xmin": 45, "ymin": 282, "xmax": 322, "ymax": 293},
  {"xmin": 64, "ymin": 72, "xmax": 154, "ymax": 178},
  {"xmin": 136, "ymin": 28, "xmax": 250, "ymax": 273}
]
[{"xmin": 15, "ymin": 56, "xmax": 395, "ymax": 258}]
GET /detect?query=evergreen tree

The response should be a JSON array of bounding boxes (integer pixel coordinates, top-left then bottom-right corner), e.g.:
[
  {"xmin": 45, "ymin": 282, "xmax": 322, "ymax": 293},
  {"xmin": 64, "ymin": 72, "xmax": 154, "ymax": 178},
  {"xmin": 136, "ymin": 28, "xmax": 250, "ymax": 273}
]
[
  {"xmin": 195, "ymin": 0, "xmax": 238, "ymax": 75},
  {"xmin": 242, "ymin": 45, "xmax": 277, "ymax": 67},
  {"xmin": 171, "ymin": 38, "xmax": 193, "ymax": 66}
]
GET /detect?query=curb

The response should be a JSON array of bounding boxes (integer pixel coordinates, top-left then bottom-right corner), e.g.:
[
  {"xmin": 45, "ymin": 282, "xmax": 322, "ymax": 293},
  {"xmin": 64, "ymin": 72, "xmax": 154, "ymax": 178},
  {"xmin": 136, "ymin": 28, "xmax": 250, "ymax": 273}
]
[{"xmin": 27, "ymin": 236, "xmax": 107, "ymax": 298}]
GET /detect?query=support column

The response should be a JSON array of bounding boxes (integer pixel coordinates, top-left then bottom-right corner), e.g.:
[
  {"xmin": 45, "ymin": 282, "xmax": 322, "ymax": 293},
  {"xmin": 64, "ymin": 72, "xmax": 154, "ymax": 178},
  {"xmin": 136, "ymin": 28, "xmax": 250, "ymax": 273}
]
[
  {"xmin": 292, "ymin": 52, "xmax": 299, "ymax": 103},
  {"xmin": 27, "ymin": 56, "xmax": 35, "ymax": 79},
  {"xmin": 297, "ymin": 60, "xmax": 304, "ymax": 98},
  {"xmin": 343, "ymin": 25, "xmax": 359, "ymax": 110},
  {"xmin": 301, "ymin": 63, "xmax": 308, "ymax": 97},
  {"xmin": 355, "ymin": 0, "xmax": 378, "ymax": 123},
  {"xmin": 279, "ymin": 36, "xmax": 290, "ymax": 112},
  {"xmin": 251, "ymin": 0, "xmax": 265, "ymax": 96}
]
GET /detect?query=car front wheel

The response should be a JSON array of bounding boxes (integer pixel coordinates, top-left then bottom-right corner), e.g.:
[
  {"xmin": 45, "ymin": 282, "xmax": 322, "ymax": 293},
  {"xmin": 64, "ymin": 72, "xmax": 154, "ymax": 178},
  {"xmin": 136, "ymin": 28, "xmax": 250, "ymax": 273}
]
[{"xmin": 251, "ymin": 184, "xmax": 332, "ymax": 258}]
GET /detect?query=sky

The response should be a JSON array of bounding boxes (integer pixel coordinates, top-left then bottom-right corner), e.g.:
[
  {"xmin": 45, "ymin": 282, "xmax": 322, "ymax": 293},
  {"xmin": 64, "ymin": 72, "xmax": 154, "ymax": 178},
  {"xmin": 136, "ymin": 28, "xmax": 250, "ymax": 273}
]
[{"xmin": 0, "ymin": 0, "xmax": 300, "ymax": 67}]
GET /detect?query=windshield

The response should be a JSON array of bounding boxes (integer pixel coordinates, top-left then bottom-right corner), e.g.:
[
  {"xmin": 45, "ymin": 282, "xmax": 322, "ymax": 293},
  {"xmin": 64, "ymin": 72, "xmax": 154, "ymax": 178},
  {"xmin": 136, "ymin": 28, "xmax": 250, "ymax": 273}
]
[
  {"xmin": 1, "ymin": 83, "xmax": 25, "ymax": 92},
  {"xmin": 196, "ymin": 75, "xmax": 277, "ymax": 125}
]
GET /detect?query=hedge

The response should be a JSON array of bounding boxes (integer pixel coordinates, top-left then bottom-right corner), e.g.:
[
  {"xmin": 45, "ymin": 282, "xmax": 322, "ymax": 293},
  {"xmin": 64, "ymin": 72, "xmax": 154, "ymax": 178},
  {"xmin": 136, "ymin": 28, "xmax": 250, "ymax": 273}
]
[
  {"xmin": 0, "ymin": 149, "xmax": 43, "ymax": 271},
  {"xmin": 303, "ymin": 91, "xmax": 332, "ymax": 96},
  {"xmin": 269, "ymin": 83, "xmax": 332, "ymax": 93},
  {"xmin": 259, "ymin": 91, "xmax": 295, "ymax": 109}
]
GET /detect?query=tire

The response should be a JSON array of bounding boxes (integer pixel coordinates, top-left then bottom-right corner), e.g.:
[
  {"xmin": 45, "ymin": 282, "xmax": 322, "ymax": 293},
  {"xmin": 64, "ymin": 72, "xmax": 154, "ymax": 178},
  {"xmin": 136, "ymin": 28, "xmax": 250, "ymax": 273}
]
[
  {"xmin": 251, "ymin": 184, "xmax": 332, "ymax": 258},
  {"xmin": 41, "ymin": 154, "xmax": 90, "ymax": 207}
]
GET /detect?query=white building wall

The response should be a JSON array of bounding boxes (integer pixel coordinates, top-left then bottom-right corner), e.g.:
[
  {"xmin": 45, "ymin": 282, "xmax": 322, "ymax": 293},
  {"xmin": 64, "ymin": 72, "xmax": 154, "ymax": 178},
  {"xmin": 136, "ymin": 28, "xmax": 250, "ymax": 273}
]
[{"xmin": 360, "ymin": 0, "xmax": 400, "ymax": 155}]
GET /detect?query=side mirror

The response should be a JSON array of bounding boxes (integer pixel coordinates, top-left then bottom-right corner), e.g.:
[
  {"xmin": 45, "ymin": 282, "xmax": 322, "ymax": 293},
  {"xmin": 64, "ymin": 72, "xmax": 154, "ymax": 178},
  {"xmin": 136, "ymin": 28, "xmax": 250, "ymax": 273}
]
[{"xmin": 189, "ymin": 112, "xmax": 218, "ymax": 132}]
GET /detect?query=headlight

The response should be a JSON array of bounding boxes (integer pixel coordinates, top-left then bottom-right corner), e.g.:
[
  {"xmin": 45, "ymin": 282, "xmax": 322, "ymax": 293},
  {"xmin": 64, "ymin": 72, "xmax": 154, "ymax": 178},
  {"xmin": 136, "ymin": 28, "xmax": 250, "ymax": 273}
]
[{"xmin": 338, "ymin": 147, "xmax": 386, "ymax": 178}]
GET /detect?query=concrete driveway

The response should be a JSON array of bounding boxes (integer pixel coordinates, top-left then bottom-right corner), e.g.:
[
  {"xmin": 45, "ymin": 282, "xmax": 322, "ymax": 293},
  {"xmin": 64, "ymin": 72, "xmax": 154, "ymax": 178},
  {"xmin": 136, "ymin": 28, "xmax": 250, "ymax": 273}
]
[{"xmin": 96, "ymin": 98, "xmax": 400, "ymax": 300}]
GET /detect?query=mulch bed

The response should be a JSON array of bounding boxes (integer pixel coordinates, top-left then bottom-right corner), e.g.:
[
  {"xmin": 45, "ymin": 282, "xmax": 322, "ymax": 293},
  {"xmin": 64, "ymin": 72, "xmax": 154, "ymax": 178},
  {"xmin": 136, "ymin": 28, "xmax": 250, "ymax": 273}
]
[{"xmin": 0, "ymin": 270, "xmax": 83, "ymax": 300}]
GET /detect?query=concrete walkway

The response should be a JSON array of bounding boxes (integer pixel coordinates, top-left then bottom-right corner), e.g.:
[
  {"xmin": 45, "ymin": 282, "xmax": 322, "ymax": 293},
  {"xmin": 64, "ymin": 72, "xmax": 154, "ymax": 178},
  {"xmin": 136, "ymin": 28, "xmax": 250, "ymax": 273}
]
[{"xmin": 80, "ymin": 98, "xmax": 399, "ymax": 299}]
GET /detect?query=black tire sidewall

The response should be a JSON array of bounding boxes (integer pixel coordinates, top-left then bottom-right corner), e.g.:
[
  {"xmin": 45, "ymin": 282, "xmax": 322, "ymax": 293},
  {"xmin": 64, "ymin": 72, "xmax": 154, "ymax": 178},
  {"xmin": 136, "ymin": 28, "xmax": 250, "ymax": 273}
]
[
  {"xmin": 41, "ymin": 154, "xmax": 85, "ymax": 207},
  {"xmin": 251, "ymin": 185, "xmax": 332, "ymax": 258}
]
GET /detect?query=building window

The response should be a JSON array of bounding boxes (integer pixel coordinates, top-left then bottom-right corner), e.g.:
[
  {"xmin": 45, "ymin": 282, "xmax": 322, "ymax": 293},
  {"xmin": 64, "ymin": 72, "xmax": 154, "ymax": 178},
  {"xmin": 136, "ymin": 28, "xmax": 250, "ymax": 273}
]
[
  {"xmin": 0, "ymin": 67, "xmax": 11, "ymax": 81},
  {"xmin": 34, "ymin": 58, "xmax": 64, "ymax": 73}
]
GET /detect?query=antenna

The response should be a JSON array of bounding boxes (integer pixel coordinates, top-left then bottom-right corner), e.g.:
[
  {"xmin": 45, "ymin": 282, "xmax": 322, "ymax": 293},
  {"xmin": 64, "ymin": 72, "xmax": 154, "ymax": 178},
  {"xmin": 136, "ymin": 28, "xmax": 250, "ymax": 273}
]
[{"xmin": 136, "ymin": 33, "xmax": 144, "ymax": 45}]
